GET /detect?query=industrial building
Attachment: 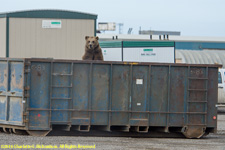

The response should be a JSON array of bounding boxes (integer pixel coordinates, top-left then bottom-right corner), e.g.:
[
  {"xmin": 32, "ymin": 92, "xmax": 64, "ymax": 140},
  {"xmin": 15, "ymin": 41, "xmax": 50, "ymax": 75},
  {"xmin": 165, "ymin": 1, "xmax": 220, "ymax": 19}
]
[
  {"xmin": 139, "ymin": 30, "xmax": 180, "ymax": 36},
  {"xmin": 1, "ymin": 9, "xmax": 225, "ymax": 66},
  {"xmin": 98, "ymin": 34, "xmax": 225, "ymax": 67},
  {"xmin": 100, "ymin": 41, "xmax": 175, "ymax": 63},
  {"xmin": 0, "ymin": 9, "xmax": 97, "ymax": 59}
]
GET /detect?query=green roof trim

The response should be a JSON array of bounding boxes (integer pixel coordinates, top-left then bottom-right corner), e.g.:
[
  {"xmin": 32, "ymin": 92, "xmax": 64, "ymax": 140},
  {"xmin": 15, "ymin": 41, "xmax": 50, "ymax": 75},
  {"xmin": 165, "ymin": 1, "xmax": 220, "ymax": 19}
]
[
  {"xmin": 99, "ymin": 41, "xmax": 174, "ymax": 48},
  {"xmin": 0, "ymin": 9, "xmax": 97, "ymax": 20},
  {"xmin": 123, "ymin": 41, "xmax": 175, "ymax": 47},
  {"xmin": 99, "ymin": 41, "xmax": 122, "ymax": 48}
]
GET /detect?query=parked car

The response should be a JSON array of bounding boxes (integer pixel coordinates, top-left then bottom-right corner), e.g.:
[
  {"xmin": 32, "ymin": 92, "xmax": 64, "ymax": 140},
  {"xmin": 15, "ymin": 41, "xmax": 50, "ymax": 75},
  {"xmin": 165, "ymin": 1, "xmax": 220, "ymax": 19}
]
[{"xmin": 218, "ymin": 69, "xmax": 225, "ymax": 107}]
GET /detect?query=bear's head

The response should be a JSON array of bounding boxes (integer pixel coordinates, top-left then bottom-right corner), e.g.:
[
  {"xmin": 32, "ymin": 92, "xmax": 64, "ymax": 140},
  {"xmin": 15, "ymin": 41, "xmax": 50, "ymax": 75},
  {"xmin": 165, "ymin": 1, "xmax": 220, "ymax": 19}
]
[{"xmin": 85, "ymin": 36, "xmax": 99, "ymax": 51}]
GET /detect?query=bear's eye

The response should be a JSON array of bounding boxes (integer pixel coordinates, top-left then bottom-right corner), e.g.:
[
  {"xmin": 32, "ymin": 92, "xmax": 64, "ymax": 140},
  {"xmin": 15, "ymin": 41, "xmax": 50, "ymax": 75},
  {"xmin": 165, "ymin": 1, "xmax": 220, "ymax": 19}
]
[
  {"xmin": 92, "ymin": 41, "xmax": 95, "ymax": 43},
  {"xmin": 88, "ymin": 41, "xmax": 90, "ymax": 43}
]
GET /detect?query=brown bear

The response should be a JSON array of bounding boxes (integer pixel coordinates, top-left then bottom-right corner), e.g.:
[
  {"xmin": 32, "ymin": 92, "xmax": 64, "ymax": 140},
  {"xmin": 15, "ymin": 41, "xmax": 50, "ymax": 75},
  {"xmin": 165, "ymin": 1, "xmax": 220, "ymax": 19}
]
[{"xmin": 82, "ymin": 36, "xmax": 104, "ymax": 60}]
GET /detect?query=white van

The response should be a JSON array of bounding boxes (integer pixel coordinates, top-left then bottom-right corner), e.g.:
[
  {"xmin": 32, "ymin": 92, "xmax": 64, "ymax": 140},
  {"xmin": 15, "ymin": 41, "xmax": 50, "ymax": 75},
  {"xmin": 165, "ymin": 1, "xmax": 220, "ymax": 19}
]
[{"xmin": 218, "ymin": 69, "xmax": 225, "ymax": 107}]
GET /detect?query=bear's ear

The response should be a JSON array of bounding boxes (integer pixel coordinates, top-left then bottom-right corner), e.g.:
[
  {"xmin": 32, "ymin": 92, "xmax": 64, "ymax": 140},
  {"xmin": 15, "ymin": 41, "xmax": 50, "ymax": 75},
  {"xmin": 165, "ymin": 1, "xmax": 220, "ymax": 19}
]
[
  {"xmin": 95, "ymin": 36, "xmax": 99, "ymax": 40},
  {"xmin": 85, "ymin": 36, "xmax": 89, "ymax": 40}
]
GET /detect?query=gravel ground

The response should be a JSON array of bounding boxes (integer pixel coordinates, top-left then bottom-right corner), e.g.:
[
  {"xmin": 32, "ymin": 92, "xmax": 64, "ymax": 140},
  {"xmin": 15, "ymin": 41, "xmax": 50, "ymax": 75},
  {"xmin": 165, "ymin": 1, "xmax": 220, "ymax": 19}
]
[{"xmin": 0, "ymin": 115, "xmax": 225, "ymax": 150}]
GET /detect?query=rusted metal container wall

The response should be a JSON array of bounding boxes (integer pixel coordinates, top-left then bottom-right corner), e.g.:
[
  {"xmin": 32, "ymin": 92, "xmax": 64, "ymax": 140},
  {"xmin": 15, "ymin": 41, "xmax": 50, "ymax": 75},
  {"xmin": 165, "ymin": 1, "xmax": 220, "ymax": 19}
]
[
  {"xmin": 0, "ymin": 59, "xmax": 24, "ymax": 126},
  {"xmin": 0, "ymin": 58, "xmax": 220, "ymax": 138}
]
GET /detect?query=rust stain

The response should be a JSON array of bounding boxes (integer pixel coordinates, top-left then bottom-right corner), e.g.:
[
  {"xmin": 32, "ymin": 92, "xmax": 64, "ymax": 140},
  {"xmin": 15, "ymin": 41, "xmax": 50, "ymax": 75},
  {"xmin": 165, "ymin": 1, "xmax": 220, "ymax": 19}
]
[
  {"xmin": 0, "ymin": 96, "xmax": 5, "ymax": 104},
  {"xmin": 37, "ymin": 72, "xmax": 41, "ymax": 76},
  {"xmin": 0, "ymin": 69, "xmax": 7, "ymax": 90},
  {"xmin": 11, "ymin": 69, "xmax": 23, "ymax": 90}
]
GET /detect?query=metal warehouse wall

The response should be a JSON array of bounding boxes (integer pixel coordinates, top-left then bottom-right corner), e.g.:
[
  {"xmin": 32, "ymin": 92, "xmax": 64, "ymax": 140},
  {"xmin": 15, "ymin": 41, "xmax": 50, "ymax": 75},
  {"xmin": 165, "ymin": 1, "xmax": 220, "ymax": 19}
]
[
  {"xmin": 176, "ymin": 49, "xmax": 225, "ymax": 67},
  {"xmin": 9, "ymin": 18, "xmax": 94, "ymax": 59},
  {"xmin": 0, "ymin": 18, "xmax": 6, "ymax": 57},
  {"xmin": 175, "ymin": 42, "xmax": 225, "ymax": 50}
]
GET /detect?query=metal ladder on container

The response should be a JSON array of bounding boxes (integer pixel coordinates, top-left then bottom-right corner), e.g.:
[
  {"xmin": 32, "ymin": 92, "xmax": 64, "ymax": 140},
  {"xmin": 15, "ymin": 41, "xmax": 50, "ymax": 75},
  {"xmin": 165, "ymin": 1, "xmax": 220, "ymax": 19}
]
[
  {"xmin": 49, "ymin": 62, "xmax": 74, "ymax": 130},
  {"xmin": 184, "ymin": 66, "xmax": 208, "ymax": 138}
]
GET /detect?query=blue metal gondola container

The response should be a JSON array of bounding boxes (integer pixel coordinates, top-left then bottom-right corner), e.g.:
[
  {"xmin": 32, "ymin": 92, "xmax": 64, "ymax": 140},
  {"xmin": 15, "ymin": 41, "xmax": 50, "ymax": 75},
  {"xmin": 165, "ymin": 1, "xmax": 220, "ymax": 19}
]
[{"xmin": 0, "ymin": 58, "xmax": 220, "ymax": 138}]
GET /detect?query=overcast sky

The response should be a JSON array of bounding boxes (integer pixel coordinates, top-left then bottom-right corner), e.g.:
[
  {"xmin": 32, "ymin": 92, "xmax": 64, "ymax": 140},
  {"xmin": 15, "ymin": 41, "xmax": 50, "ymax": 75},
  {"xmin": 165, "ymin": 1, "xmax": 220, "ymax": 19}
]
[{"xmin": 1, "ymin": 0, "xmax": 224, "ymax": 37}]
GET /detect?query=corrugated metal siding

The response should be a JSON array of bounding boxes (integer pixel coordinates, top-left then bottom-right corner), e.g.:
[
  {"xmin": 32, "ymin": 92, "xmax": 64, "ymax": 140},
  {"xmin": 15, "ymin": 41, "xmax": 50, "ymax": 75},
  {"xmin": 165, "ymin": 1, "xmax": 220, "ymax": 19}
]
[
  {"xmin": 0, "ymin": 18, "xmax": 6, "ymax": 57},
  {"xmin": 9, "ymin": 18, "xmax": 94, "ymax": 59},
  {"xmin": 176, "ymin": 49, "xmax": 225, "ymax": 67}
]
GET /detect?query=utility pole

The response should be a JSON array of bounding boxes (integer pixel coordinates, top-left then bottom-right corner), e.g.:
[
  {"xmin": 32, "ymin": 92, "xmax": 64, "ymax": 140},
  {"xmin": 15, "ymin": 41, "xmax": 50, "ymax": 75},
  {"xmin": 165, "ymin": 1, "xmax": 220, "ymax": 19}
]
[{"xmin": 118, "ymin": 23, "xmax": 124, "ymax": 34}]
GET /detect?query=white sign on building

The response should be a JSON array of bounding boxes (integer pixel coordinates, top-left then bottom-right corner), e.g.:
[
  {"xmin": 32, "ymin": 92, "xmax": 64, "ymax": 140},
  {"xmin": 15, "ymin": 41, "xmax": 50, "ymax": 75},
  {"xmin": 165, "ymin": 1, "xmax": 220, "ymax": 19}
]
[
  {"xmin": 123, "ymin": 47, "xmax": 174, "ymax": 63},
  {"xmin": 42, "ymin": 20, "xmax": 62, "ymax": 28},
  {"xmin": 98, "ymin": 22, "xmax": 116, "ymax": 31}
]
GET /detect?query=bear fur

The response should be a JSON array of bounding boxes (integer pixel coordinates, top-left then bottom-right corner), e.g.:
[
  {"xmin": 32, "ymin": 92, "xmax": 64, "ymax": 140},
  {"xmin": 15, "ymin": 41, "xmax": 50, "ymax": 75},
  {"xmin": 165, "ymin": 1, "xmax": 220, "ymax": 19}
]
[{"xmin": 82, "ymin": 36, "xmax": 104, "ymax": 60}]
